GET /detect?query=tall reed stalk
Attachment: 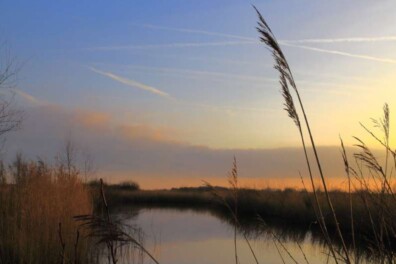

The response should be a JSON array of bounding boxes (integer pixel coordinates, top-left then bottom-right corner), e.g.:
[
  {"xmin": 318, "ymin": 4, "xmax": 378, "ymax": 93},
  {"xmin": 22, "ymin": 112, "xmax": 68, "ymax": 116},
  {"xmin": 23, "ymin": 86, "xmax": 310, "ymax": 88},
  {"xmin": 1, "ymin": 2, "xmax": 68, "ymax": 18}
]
[
  {"xmin": 254, "ymin": 6, "xmax": 350, "ymax": 263},
  {"xmin": 74, "ymin": 179, "xmax": 160, "ymax": 264},
  {"xmin": 255, "ymin": 6, "xmax": 396, "ymax": 263}
]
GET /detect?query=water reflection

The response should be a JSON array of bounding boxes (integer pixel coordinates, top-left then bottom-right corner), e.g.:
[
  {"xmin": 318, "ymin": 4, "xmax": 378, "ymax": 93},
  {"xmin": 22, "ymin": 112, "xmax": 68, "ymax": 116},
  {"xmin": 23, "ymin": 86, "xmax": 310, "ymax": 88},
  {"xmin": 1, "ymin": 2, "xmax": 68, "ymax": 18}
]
[{"xmin": 110, "ymin": 207, "xmax": 372, "ymax": 264}]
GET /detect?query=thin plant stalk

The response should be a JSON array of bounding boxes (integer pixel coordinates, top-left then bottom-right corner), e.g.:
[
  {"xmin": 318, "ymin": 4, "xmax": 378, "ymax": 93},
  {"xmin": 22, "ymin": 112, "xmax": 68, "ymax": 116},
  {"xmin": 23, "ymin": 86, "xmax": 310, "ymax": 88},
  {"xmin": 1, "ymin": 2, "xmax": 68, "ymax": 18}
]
[
  {"xmin": 296, "ymin": 241, "xmax": 310, "ymax": 264},
  {"xmin": 254, "ymin": 6, "xmax": 350, "ymax": 263},
  {"xmin": 100, "ymin": 179, "xmax": 117, "ymax": 264},
  {"xmin": 274, "ymin": 240, "xmax": 287, "ymax": 264},
  {"xmin": 204, "ymin": 158, "xmax": 259, "ymax": 264},
  {"xmin": 230, "ymin": 157, "xmax": 239, "ymax": 264},
  {"xmin": 75, "ymin": 179, "xmax": 160, "ymax": 264},
  {"xmin": 340, "ymin": 137, "xmax": 356, "ymax": 263}
]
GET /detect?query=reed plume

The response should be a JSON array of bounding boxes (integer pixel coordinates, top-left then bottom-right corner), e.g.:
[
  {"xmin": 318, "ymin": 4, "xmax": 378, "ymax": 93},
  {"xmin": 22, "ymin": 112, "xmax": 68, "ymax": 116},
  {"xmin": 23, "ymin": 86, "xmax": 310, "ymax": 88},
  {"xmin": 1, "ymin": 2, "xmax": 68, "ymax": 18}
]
[{"xmin": 254, "ymin": 6, "xmax": 350, "ymax": 263}]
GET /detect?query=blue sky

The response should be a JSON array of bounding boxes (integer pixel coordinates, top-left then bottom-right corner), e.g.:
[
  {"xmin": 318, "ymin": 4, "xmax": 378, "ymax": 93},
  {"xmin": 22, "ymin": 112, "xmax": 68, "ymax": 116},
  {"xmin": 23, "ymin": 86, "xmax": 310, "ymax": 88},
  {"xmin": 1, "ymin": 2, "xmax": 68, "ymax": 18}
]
[{"xmin": 1, "ymin": 1, "xmax": 396, "ymax": 187}]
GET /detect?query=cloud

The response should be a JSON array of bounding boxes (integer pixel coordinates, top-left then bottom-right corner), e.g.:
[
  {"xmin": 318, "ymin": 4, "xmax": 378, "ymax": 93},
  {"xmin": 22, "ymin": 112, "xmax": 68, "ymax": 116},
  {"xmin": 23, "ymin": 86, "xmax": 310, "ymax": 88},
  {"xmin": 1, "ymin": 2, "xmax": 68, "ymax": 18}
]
[
  {"xmin": 118, "ymin": 124, "xmax": 175, "ymax": 142},
  {"xmin": 140, "ymin": 24, "xmax": 396, "ymax": 64},
  {"xmin": 283, "ymin": 36, "xmax": 396, "ymax": 44},
  {"xmin": 5, "ymin": 105, "xmax": 179, "ymax": 159},
  {"xmin": 143, "ymin": 24, "xmax": 255, "ymax": 41},
  {"xmin": 89, "ymin": 41, "xmax": 256, "ymax": 51},
  {"xmin": 89, "ymin": 67, "xmax": 173, "ymax": 99},
  {"xmin": 13, "ymin": 89, "xmax": 44, "ymax": 106},
  {"xmin": 89, "ymin": 65, "xmax": 280, "ymax": 114},
  {"xmin": 74, "ymin": 111, "xmax": 111, "ymax": 127},
  {"xmin": 123, "ymin": 64, "xmax": 277, "ymax": 83},
  {"xmin": 279, "ymin": 42, "xmax": 396, "ymax": 64},
  {"xmin": 118, "ymin": 64, "xmax": 365, "ymax": 95},
  {"xmin": 183, "ymin": 101, "xmax": 277, "ymax": 113},
  {"xmin": 5, "ymin": 104, "xmax": 360, "ymax": 189},
  {"xmin": 143, "ymin": 24, "xmax": 396, "ymax": 44}
]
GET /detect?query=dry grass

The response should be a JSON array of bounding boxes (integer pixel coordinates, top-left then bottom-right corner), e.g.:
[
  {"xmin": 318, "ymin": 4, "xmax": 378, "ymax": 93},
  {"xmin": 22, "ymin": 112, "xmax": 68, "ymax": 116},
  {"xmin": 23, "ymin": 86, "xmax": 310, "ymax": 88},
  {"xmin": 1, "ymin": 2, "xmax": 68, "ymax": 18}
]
[{"xmin": 0, "ymin": 154, "xmax": 93, "ymax": 264}]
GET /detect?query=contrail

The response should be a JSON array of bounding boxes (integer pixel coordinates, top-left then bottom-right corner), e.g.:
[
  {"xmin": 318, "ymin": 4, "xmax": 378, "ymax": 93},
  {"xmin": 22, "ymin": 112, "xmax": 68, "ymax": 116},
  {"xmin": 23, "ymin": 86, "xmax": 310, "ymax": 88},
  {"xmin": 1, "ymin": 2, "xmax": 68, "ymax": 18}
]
[
  {"xmin": 89, "ymin": 41, "xmax": 256, "ymax": 51},
  {"xmin": 89, "ymin": 66, "xmax": 280, "ymax": 113},
  {"xmin": 282, "ymin": 36, "xmax": 396, "ymax": 44},
  {"xmin": 141, "ymin": 24, "xmax": 396, "ymax": 64},
  {"xmin": 143, "ymin": 24, "xmax": 255, "ymax": 41},
  {"xmin": 89, "ymin": 67, "xmax": 173, "ymax": 98},
  {"xmin": 279, "ymin": 42, "xmax": 396, "ymax": 64},
  {"xmin": 13, "ymin": 89, "xmax": 44, "ymax": 106},
  {"xmin": 92, "ymin": 63, "xmax": 367, "ymax": 93},
  {"xmin": 143, "ymin": 24, "xmax": 396, "ymax": 44},
  {"xmin": 183, "ymin": 101, "xmax": 279, "ymax": 113},
  {"xmin": 123, "ymin": 64, "xmax": 278, "ymax": 83},
  {"xmin": 120, "ymin": 64, "xmax": 367, "ymax": 95}
]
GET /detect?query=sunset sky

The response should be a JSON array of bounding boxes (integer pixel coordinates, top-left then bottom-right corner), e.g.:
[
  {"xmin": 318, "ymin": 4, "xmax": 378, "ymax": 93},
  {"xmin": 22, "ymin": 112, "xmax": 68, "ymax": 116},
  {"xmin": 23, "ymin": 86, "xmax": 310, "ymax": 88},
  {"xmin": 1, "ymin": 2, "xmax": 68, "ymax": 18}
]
[{"xmin": 1, "ymin": 1, "xmax": 395, "ymax": 188}]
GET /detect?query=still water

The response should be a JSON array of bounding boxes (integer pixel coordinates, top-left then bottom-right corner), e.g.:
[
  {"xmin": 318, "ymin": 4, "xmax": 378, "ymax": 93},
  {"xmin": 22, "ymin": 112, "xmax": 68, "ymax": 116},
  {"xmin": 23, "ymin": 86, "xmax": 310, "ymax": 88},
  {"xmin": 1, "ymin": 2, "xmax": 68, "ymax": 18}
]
[{"xmin": 110, "ymin": 208, "xmax": 353, "ymax": 264}]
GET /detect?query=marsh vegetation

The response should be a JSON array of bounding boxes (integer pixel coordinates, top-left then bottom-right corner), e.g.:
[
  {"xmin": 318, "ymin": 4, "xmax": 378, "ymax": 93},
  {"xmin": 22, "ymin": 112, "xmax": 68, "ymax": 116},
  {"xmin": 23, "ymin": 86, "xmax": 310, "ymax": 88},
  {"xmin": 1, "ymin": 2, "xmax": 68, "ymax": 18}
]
[
  {"xmin": 1, "ymin": 6, "xmax": 396, "ymax": 264},
  {"xmin": 0, "ymin": 155, "xmax": 93, "ymax": 263}
]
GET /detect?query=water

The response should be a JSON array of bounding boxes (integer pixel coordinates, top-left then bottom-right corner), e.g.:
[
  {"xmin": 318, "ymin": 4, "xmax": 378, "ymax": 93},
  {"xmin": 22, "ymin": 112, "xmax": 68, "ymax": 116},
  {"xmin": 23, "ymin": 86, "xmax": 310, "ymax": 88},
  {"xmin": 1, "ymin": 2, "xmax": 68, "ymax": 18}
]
[{"xmin": 110, "ymin": 208, "xmax": 347, "ymax": 264}]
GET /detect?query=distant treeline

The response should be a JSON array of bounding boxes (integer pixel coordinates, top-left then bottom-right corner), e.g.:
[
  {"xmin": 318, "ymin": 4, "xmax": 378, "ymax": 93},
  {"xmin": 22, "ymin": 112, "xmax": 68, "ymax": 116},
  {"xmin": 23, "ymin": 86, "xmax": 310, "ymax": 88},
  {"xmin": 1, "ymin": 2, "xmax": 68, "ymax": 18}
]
[{"xmin": 101, "ymin": 183, "xmax": 396, "ymax": 245}]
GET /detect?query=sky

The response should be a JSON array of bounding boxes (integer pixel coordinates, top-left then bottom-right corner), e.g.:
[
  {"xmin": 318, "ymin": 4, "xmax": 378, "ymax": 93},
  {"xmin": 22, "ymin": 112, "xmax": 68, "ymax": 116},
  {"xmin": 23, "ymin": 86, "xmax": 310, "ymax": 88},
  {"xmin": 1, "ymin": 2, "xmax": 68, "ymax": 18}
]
[{"xmin": 0, "ymin": 1, "xmax": 395, "ymax": 188}]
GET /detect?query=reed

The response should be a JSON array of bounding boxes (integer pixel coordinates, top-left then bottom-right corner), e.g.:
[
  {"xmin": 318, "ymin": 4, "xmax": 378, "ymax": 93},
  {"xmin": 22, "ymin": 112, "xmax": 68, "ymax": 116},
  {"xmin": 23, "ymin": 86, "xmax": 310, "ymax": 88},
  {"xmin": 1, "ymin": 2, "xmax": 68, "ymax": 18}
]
[
  {"xmin": 254, "ymin": 6, "xmax": 396, "ymax": 263},
  {"xmin": 105, "ymin": 185, "xmax": 384, "ymax": 238},
  {"xmin": 75, "ymin": 179, "xmax": 159, "ymax": 264},
  {"xmin": 0, "ymin": 154, "xmax": 93, "ymax": 264}
]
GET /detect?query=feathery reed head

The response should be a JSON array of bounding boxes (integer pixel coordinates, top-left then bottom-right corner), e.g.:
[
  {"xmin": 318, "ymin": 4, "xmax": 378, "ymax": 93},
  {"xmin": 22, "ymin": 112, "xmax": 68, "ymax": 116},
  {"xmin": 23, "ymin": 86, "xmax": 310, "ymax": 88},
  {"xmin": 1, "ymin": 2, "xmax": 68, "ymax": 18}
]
[
  {"xmin": 254, "ymin": 6, "xmax": 300, "ymax": 128},
  {"xmin": 353, "ymin": 137, "xmax": 384, "ymax": 175},
  {"xmin": 228, "ymin": 156, "xmax": 238, "ymax": 189}
]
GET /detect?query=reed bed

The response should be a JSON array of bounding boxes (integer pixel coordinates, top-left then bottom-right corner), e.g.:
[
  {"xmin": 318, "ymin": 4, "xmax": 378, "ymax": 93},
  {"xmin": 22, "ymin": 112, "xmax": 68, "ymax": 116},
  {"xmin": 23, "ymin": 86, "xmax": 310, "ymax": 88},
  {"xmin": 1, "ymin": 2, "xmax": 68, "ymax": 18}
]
[
  {"xmin": 104, "ymin": 185, "xmax": 384, "ymax": 239},
  {"xmin": 0, "ymin": 155, "xmax": 93, "ymax": 264}
]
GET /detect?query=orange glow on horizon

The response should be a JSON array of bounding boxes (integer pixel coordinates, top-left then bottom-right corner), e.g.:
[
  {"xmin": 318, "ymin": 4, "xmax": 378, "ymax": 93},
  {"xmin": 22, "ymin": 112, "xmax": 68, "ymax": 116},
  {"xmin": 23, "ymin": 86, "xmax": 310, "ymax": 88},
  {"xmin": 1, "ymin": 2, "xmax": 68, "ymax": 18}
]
[{"xmin": 99, "ymin": 171, "xmax": 355, "ymax": 191}]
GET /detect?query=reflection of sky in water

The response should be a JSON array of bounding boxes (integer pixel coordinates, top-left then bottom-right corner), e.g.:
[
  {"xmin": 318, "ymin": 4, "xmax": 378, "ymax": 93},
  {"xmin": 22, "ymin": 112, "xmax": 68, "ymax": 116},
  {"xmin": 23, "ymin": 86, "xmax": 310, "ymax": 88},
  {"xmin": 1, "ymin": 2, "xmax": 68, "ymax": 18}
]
[{"xmin": 114, "ymin": 208, "xmax": 346, "ymax": 264}]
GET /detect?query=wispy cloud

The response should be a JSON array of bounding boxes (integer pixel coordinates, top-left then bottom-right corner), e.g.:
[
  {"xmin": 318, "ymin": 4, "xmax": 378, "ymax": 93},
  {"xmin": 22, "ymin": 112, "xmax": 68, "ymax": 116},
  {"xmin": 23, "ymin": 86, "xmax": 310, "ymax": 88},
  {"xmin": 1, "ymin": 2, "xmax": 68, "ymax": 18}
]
[
  {"xmin": 89, "ymin": 41, "xmax": 256, "ymax": 51},
  {"xmin": 142, "ymin": 24, "xmax": 396, "ymax": 44},
  {"xmin": 300, "ymin": 87, "xmax": 352, "ymax": 97},
  {"xmin": 279, "ymin": 42, "xmax": 396, "ymax": 64},
  {"xmin": 141, "ymin": 24, "xmax": 396, "ymax": 64},
  {"xmin": 89, "ymin": 65, "xmax": 280, "ymax": 112},
  {"xmin": 122, "ymin": 64, "xmax": 369, "ymax": 92},
  {"xmin": 92, "ymin": 63, "xmax": 366, "ymax": 95},
  {"xmin": 13, "ymin": 89, "xmax": 45, "ymax": 106},
  {"xmin": 123, "ymin": 64, "xmax": 277, "ymax": 83},
  {"xmin": 89, "ymin": 67, "xmax": 173, "ymax": 98},
  {"xmin": 143, "ymin": 24, "xmax": 255, "ymax": 41},
  {"xmin": 283, "ymin": 36, "xmax": 396, "ymax": 44},
  {"xmin": 184, "ymin": 101, "xmax": 279, "ymax": 113}
]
